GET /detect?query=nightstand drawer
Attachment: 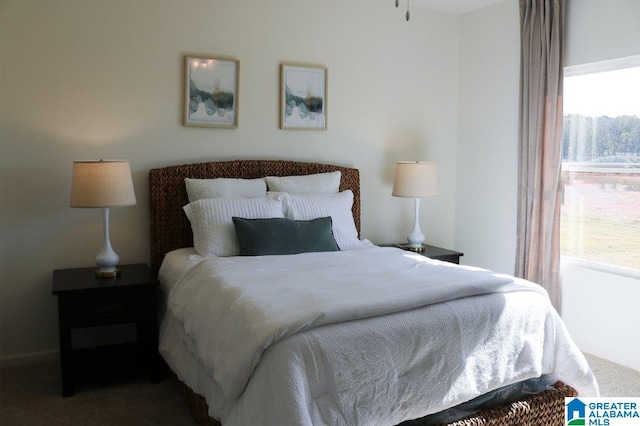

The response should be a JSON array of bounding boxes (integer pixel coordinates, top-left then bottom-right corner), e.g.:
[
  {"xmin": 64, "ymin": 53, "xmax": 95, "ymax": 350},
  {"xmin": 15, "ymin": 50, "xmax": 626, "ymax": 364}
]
[{"xmin": 58, "ymin": 287, "xmax": 152, "ymax": 328}]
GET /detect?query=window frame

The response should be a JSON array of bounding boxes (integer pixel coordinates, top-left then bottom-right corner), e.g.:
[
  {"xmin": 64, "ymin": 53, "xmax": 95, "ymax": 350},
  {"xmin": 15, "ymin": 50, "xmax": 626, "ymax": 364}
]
[{"xmin": 561, "ymin": 56, "xmax": 640, "ymax": 279}]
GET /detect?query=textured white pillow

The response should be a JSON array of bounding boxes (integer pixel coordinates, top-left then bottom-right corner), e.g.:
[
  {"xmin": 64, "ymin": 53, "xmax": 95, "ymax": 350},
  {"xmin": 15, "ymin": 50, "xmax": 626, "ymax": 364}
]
[
  {"xmin": 185, "ymin": 178, "xmax": 267, "ymax": 202},
  {"xmin": 285, "ymin": 190, "xmax": 359, "ymax": 249},
  {"xmin": 183, "ymin": 197, "xmax": 285, "ymax": 257},
  {"xmin": 264, "ymin": 171, "xmax": 341, "ymax": 194}
]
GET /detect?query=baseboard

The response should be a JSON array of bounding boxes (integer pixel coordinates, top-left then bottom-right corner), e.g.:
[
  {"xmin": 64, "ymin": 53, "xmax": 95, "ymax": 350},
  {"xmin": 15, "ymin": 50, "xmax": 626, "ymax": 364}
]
[
  {"xmin": 576, "ymin": 340, "xmax": 640, "ymax": 372},
  {"xmin": 0, "ymin": 349, "xmax": 59, "ymax": 368}
]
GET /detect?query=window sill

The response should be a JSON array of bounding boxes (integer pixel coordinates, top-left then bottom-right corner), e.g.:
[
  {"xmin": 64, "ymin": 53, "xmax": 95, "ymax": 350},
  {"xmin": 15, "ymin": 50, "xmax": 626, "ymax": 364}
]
[{"xmin": 561, "ymin": 256, "xmax": 640, "ymax": 280}]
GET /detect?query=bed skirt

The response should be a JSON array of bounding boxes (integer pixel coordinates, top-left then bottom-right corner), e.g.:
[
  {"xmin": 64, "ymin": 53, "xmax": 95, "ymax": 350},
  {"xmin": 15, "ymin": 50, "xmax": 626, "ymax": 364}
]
[{"xmin": 175, "ymin": 374, "xmax": 577, "ymax": 426}]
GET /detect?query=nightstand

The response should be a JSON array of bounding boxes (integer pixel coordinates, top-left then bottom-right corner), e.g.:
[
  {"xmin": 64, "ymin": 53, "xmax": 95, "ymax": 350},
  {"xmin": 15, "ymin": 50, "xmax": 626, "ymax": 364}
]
[
  {"xmin": 387, "ymin": 243, "xmax": 464, "ymax": 264},
  {"xmin": 52, "ymin": 263, "xmax": 161, "ymax": 397}
]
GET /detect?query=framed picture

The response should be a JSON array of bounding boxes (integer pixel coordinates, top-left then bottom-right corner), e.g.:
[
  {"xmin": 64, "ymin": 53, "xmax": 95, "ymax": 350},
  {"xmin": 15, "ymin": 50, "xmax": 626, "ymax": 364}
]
[
  {"xmin": 184, "ymin": 55, "xmax": 239, "ymax": 128},
  {"xmin": 280, "ymin": 63, "xmax": 327, "ymax": 130}
]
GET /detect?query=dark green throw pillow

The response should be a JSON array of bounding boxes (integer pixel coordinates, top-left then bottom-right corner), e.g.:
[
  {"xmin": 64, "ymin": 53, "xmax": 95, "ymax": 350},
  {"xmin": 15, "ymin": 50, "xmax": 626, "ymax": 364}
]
[{"xmin": 232, "ymin": 216, "xmax": 340, "ymax": 256}]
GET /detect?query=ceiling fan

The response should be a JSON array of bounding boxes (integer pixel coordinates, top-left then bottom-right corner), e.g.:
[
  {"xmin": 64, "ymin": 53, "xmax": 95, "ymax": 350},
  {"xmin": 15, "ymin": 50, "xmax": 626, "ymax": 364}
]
[{"xmin": 395, "ymin": 0, "xmax": 411, "ymax": 21}]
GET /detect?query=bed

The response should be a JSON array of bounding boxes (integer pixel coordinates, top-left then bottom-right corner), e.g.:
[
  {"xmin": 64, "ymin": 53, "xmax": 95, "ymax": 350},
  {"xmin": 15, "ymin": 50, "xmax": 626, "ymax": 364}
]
[{"xmin": 149, "ymin": 159, "xmax": 598, "ymax": 426}]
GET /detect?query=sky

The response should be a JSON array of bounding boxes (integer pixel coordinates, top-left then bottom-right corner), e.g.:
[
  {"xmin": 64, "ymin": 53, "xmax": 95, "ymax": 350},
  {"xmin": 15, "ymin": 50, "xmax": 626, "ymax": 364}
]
[{"xmin": 564, "ymin": 66, "xmax": 640, "ymax": 118}]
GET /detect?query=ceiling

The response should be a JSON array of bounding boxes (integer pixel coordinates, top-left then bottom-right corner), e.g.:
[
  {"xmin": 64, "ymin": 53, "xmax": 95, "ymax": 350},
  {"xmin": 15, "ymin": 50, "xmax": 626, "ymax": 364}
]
[{"xmin": 408, "ymin": 0, "xmax": 506, "ymax": 14}]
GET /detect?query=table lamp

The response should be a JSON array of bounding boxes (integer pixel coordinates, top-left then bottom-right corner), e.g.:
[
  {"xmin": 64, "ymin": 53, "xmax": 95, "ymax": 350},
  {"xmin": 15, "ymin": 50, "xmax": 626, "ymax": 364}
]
[
  {"xmin": 392, "ymin": 161, "xmax": 440, "ymax": 252},
  {"xmin": 70, "ymin": 160, "xmax": 136, "ymax": 277}
]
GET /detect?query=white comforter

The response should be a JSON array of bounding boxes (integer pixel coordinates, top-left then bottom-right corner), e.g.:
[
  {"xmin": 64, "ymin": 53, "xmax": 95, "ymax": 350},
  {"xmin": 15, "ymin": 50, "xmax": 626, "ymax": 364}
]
[{"xmin": 160, "ymin": 246, "xmax": 598, "ymax": 425}]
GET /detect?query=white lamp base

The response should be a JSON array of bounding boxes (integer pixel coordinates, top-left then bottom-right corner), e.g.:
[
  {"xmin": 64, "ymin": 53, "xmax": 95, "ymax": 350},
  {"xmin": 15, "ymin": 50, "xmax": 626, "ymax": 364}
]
[
  {"xmin": 405, "ymin": 197, "xmax": 426, "ymax": 248},
  {"xmin": 95, "ymin": 208, "xmax": 121, "ymax": 278}
]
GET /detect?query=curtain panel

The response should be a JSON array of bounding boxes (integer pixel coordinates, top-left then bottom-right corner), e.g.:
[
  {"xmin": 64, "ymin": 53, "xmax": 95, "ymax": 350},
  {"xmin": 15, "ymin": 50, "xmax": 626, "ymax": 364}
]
[{"xmin": 516, "ymin": 0, "xmax": 565, "ymax": 310}]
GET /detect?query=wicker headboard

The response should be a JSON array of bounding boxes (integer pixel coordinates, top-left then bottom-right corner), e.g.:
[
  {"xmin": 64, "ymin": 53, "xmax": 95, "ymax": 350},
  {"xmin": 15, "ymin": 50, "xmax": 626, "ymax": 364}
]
[{"xmin": 149, "ymin": 159, "xmax": 361, "ymax": 274}]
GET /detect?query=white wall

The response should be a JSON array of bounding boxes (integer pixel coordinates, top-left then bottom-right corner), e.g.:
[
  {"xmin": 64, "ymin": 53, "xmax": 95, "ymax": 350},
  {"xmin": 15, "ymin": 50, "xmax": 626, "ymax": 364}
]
[
  {"xmin": 561, "ymin": 264, "xmax": 640, "ymax": 371},
  {"xmin": 455, "ymin": 0, "xmax": 520, "ymax": 274},
  {"xmin": 0, "ymin": 0, "xmax": 460, "ymax": 363},
  {"xmin": 566, "ymin": 0, "xmax": 640, "ymax": 67}
]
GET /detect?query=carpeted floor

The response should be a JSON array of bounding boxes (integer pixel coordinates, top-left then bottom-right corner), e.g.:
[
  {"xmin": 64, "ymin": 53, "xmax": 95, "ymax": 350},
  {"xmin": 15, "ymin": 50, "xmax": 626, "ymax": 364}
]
[
  {"xmin": 584, "ymin": 353, "xmax": 640, "ymax": 397},
  {"xmin": 0, "ymin": 360, "xmax": 195, "ymax": 425},
  {"xmin": 1, "ymin": 353, "xmax": 638, "ymax": 425}
]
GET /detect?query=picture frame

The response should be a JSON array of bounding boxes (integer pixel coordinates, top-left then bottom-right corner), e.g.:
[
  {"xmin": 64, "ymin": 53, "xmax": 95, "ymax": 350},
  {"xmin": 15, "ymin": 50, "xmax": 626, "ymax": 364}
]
[
  {"xmin": 184, "ymin": 55, "xmax": 239, "ymax": 128},
  {"xmin": 280, "ymin": 63, "xmax": 327, "ymax": 130}
]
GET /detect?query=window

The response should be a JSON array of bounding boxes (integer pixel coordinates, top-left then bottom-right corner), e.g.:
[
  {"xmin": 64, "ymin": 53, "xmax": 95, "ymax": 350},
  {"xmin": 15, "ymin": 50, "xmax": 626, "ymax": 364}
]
[{"xmin": 561, "ymin": 57, "xmax": 640, "ymax": 274}]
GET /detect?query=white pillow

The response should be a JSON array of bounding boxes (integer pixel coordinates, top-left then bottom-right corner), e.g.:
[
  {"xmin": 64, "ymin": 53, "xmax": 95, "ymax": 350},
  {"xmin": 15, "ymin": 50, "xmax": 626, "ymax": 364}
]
[
  {"xmin": 185, "ymin": 178, "xmax": 267, "ymax": 202},
  {"xmin": 264, "ymin": 171, "xmax": 341, "ymax": 194},
  {"xmin": 183, "ymin": 197, "xmax": 285, "ymax": 257},
  {"xmin": 285, "ymin": 190, "xmax": 359, "ymax": 250}
]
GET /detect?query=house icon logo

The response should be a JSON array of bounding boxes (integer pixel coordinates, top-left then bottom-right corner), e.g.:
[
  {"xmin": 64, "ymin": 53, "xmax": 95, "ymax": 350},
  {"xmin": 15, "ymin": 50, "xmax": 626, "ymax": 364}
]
[{"xmin": 566, "ymin": 398, "xmax": 587, "ymax": 425}]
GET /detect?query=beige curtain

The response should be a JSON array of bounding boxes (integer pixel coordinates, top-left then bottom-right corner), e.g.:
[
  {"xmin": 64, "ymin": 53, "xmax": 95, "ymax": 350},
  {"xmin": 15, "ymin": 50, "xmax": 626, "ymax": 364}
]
[{"xmin": 516, "ymin": 0, "xmax": 565, "ymax": 310}]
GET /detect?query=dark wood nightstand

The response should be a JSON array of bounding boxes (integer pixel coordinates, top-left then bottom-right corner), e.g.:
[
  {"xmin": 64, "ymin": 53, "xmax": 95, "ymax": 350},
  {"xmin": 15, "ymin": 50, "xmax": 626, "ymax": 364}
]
[
  {"xmin": 387, "ymin": 243, "xmax": 464, "ymax": 264},
  {"xmin": 52, "ymin": 263, "xmax": 161, "ymax": 397}
]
